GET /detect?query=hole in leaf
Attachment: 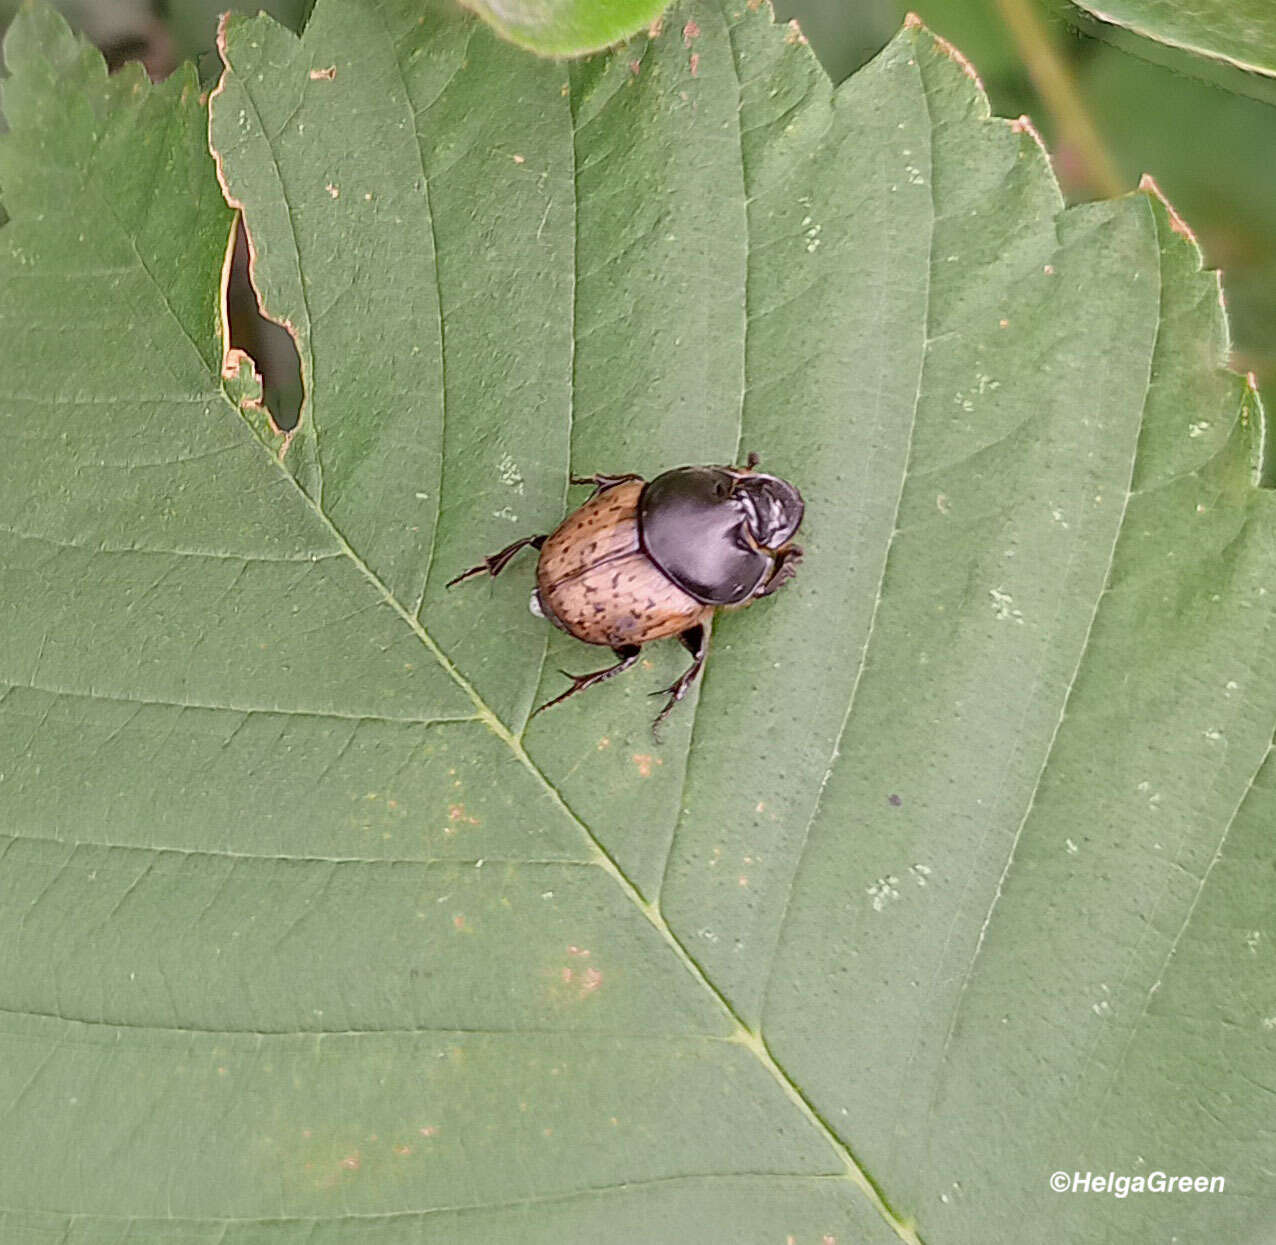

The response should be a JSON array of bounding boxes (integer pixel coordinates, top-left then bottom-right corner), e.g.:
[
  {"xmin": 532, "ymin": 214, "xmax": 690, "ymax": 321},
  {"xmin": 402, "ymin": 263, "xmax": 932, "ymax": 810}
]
[{"xmin": 224, "ymin": 218, "xmax": 303, "ymax": 431}]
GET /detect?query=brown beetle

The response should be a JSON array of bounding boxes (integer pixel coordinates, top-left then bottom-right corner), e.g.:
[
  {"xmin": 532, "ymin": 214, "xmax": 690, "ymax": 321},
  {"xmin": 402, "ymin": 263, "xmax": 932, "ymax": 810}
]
[{"xmin": 448, "ymin": 455, "xmax": 804, "ymax": 729}]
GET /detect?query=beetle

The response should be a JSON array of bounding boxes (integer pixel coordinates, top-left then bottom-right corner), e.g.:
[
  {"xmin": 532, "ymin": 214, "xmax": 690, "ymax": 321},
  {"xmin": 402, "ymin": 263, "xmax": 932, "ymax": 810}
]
[{"xmin": 447, "ymin": 453, "xmax": 804, "ymax": 730}]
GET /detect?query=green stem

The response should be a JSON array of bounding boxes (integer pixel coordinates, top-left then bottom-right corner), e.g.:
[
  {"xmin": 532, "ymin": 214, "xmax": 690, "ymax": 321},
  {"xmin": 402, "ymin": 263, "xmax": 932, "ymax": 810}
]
[{"xmin": 995, "ymin": 0, "xmax": 1126, "ymax": 199}]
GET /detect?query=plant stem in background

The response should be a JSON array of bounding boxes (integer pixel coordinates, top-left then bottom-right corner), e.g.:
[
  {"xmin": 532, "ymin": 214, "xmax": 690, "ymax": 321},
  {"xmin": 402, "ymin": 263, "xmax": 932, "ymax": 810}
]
[{"xmin": 995, "ymin": 0, "xmax": 1126, "ymax": 198}]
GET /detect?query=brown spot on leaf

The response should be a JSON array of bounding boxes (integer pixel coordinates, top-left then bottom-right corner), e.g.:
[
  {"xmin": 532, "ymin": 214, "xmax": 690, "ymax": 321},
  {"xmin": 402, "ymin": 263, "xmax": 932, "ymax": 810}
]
[{"xmin": 309, "ymin": 65, "xmax": 336, "ymax": 80}]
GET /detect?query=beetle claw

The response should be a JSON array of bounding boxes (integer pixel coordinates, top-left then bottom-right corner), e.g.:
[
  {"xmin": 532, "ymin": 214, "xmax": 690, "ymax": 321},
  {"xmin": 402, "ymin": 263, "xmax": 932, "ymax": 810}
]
[
  {"xmin": 650, "ymin": 687, "xmax": 686, "ymax": 738},
  {"xmin": 647, "ymin": 623, "xmax": 708, "ymax": 736},
  {"xmin": 755, "ymin": 543, "xmax": 803, "ymax": 598},
  {"xmin": 445, "ymin": 563, "xmax": 490, "ymax": 588},
  {"xmin": 528, "ymin": 646, "xmax": 643, "ymax": 720}
]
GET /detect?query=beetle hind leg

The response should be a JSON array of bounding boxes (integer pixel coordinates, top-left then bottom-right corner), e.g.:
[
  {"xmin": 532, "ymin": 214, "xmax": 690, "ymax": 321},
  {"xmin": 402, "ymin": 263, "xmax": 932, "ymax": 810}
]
[
  {"xmin": 651, "ymin": 624, "xmax": 708, "ymax": 734},
  {"xmin": 530, "ymin": 644, "xmax": 643, "ymax": 718},
  {"xmin": 446, "ymin": 534, "xmax": 547, "ymax": 587}
]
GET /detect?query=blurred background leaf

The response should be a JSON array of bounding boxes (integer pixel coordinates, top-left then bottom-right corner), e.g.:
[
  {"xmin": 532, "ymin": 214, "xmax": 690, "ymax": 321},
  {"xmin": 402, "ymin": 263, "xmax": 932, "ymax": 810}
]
[
  {"xmin": 1072, "ymin": 0, "xmax": 1276, "ymax": 78},
  {"xmin": 0, "ymin": 0, "xmax": 311, "ymax": 74}
]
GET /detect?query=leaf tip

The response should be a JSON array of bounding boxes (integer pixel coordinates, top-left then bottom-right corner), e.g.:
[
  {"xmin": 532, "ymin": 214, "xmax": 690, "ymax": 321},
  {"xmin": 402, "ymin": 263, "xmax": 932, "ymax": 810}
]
[
  {"xmin": 1138, "ymin": 173, "xmax": 1197, "ymax": 246},
  {"xmin": 1009, "ymin": 113, "xmax": 1048, "ymax": 156},
  {"xmin": 2, "ymin": 0, "xmax": 102, "ymax": 96},
  {"xmin": 214, "ymin": 7, "xmax": 234, "ymax": 58}
]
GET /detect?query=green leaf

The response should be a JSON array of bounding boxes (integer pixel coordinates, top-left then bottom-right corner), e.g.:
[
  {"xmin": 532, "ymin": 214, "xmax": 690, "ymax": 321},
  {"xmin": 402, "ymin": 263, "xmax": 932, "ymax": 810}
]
[
  {"xmin": 460, "ymin": 0, "xmax": 670, "ymax": 57},
  {"xmin": 1074, "ymin": 0, "xmax": 1276, "ymax": 78},
  {"xmin": 2, "ymin": 1, "xmax": 1275, "ymax": 1241}
]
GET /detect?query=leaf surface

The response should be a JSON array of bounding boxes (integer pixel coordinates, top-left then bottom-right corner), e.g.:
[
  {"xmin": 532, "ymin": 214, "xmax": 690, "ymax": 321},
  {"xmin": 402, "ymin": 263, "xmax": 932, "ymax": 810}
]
[
  {"xmin": 1, "ymin": 2, "xmax": 1274, "ymax": 1242},
  {"xmin": 1075, "ymin": 0, "xmax": 1276, "ymax": 77}
]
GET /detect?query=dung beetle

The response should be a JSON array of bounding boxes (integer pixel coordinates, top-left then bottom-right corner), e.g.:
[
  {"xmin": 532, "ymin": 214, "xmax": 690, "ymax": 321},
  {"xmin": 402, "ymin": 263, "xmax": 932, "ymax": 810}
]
[{"xmin": 448, "ymin": 453, "xmax": 804, "ymax": 730}]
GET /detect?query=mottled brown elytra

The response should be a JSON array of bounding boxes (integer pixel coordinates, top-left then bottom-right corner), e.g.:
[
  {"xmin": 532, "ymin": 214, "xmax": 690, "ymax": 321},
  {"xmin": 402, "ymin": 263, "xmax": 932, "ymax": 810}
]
[{"xmin": 448, "ymin": 455, "xmax": 804, "ymax": 732}]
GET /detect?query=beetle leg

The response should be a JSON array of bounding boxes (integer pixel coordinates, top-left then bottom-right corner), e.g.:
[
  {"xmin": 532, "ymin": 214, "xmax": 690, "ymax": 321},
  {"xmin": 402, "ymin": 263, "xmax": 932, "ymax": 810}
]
[
  {"xmin": 530, "ymin": 645, "xmax": 643, "ymax": 718},
  {"xmin": 755, "ymin": 544, "xmax": 803, "ymax": 598},
  {"xmin": 651, "ymin": 624, "xmax": 708, "ymax": 733},
  {"xmin": 446, "ymin": 534, "xmax": 547, "ymax": 587},
  {"xmin": 569, "ymin": 472, "xmax": 644, "ymax": 500}
]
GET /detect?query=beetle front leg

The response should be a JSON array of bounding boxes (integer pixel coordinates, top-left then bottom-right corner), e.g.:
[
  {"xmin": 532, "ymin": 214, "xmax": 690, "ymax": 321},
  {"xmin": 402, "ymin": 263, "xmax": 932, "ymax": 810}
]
[
  {"xmin": 755, "ymin": 544, "xmax": 803, "ymax": 598},
  {"xmin": 446, "ymin": 534, "xmax": 547, "ymax": 587},
  {"xmin": 651, "ymin": 624, "xmax": 708, "ymax": 734},
  {"xmin": 530, "ymin": 644, "xmax": 643, "ymax": 718},
  {"xmin": 570, "ymin": 472, "xmax": 644, "ymax": 501}
]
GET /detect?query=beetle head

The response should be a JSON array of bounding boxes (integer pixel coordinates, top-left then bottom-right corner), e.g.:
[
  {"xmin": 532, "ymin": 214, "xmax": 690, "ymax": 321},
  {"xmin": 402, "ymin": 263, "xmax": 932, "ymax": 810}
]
[
  {"xmin": 728, "ymin": 469, "xmax": 804, "ymax": 551},
  {"xmin": 638, "ymin": 464, "xmax": 805, "ymax": 606}
]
